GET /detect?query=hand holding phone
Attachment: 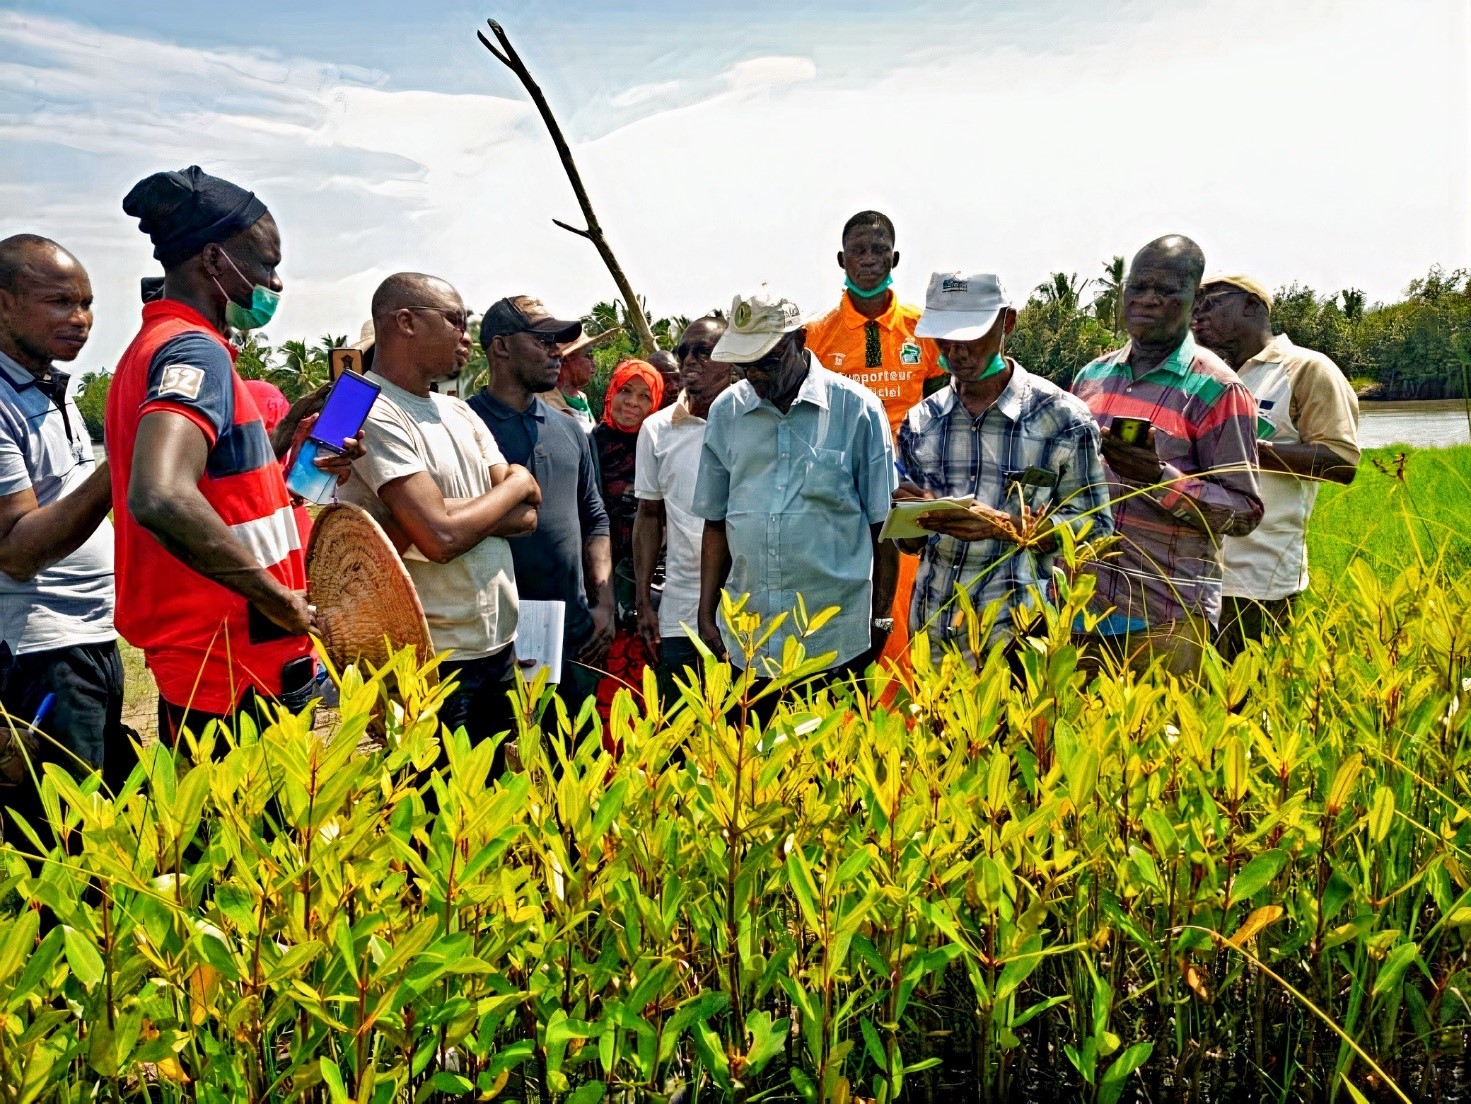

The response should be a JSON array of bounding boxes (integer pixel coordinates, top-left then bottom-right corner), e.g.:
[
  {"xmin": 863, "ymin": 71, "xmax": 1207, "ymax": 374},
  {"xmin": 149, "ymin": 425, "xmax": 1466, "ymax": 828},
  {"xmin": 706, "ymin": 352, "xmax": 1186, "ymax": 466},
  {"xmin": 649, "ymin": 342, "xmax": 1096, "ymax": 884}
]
[
  {"xmin": 1110, "ymin": 417, "xmax": 1153, "ymax": 447},
  {"xmin": 286, "ymin": 370, "xmax": 380, "ymax": 504}
]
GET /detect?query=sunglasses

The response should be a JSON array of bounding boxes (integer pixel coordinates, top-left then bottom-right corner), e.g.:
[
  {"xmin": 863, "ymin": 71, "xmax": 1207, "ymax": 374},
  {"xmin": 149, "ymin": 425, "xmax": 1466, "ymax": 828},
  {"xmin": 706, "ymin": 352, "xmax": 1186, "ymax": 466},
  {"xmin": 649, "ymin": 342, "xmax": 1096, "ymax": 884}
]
[
  {"xmin": 675, "ymin": 342, "xmax": 719, "ymax": 361},
  {"xmin": 402, "ymin": 305, "xmax": 468, "ymax": 333}
]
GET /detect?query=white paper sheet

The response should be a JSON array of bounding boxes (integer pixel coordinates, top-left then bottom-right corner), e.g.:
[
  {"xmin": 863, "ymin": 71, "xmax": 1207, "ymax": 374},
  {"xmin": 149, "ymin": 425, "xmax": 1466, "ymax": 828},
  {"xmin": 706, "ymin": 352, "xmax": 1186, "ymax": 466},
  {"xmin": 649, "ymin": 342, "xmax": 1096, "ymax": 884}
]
[
  {"xmin": 879, "ymin": 496, "xmax": 977, "ymax": 541},
  {"xmin": 514, "ymin": 600, "xmax": 565, "ymax": 684}
]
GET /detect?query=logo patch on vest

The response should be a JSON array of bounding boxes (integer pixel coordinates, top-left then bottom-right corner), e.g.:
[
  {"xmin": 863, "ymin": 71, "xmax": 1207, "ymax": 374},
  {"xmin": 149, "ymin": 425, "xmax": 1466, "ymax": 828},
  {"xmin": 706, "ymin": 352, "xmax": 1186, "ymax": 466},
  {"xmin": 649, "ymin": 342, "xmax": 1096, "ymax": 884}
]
[
  {"xmin": 159, "ymin": 364, "xmax": 205, "ymax": 400},
  {"xmin": 899, "ymin": 342, "xmax": 921, "ymax": 365}
]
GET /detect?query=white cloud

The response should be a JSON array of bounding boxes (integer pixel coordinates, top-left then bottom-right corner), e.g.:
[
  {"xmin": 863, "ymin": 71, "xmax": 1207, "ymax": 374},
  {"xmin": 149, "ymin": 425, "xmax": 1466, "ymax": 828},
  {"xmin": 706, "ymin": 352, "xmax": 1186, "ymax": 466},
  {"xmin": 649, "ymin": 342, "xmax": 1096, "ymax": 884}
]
[
  {"xmin": 723, "ymin": 56, "xmax": 818, "ymax": 92},
  {"xmin": 0, "ymin": 0, "xmax": 1464, "ymax": 376},
  {"xmin": 610, "ymin": 80, "xmax": 682, "ymax": 108}
]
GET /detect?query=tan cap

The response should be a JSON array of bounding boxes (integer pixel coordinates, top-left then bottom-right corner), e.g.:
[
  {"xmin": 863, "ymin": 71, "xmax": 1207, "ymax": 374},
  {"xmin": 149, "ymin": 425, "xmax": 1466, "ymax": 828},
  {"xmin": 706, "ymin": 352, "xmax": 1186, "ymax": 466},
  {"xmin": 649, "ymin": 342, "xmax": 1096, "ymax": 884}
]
[
  {"xmin": 712, "ymin": 288, "xmax": 808, "ymax": 364},
  {"xmin": 560, "ymin": 326, "xmax": 622, "ymax": 357},
  {"xmin": 1201, "ymin": 274, "xmax": 1272, "ymax": 309}
]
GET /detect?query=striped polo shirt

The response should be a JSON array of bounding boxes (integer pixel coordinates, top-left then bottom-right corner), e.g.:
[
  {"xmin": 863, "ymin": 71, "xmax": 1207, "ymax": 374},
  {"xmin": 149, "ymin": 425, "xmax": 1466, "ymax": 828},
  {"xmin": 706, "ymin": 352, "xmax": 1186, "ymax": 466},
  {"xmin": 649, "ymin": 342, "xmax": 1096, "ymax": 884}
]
[
  {"xmin": 1070, "ymin": 333, "xmax": 1262, "ymax": 628},
  {"xmin": 106, "ymin": 299, "xmax": 310, "ymax": 713}
]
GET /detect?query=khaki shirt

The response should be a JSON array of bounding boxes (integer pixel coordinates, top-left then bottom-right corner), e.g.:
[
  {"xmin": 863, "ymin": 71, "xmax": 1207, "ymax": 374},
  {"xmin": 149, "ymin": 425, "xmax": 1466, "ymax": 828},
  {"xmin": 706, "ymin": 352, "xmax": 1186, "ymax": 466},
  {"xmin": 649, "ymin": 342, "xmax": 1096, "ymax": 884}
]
[{"xmin": 1221, "ymin": 334, "xmax": 1360, "ymax": 600}]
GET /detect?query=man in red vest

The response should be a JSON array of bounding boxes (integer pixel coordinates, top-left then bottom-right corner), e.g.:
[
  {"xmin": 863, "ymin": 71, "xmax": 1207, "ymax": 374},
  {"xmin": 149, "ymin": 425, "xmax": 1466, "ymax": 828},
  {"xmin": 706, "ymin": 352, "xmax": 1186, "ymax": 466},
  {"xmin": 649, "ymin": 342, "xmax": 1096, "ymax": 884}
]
[{"xmin": 108, "ymin": 166, "xmax": 360, "ymax": 741}]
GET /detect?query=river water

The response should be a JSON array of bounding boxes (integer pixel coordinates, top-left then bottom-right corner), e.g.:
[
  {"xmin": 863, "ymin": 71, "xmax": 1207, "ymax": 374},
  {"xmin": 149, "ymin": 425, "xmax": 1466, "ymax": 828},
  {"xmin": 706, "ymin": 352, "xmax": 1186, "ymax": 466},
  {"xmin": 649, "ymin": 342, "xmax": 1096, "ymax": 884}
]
[{"xmin": 1358, "ymin": 400, "xmax": 1470, "ymax": 449}]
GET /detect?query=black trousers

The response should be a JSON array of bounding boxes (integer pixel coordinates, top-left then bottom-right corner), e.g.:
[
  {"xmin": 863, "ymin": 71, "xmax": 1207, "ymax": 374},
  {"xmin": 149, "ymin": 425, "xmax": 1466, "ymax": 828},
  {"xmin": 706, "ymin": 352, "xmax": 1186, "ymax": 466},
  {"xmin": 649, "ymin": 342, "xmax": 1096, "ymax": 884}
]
[
  {"xmin": 0, "ymin": 640, "xmax": 126, "ymax": 849},
  {"xmin": 1216, "ymin": 594, "xmax": 1298, "ymax": 662},
  {"xmin": 440, "ymin": 645, "xmax": 517, "ymax": 746}
]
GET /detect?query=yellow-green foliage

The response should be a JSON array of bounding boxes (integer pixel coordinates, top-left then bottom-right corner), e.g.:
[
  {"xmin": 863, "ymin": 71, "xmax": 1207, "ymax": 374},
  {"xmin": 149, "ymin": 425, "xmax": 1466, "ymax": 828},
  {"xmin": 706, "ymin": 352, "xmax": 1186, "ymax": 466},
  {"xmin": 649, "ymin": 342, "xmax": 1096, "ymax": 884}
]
[{"xmin": 3, "ymin": 565, "xmax": 1471, "ymax": 1103}]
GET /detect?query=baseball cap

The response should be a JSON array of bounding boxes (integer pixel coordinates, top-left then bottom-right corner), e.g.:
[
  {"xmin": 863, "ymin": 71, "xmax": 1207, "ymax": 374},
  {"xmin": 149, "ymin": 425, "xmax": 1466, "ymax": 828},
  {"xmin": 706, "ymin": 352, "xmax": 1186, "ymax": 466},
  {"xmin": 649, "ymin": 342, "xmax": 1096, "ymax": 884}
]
[
  {"xmin": 711, "ymin": 288, "xmax": 807, "ymax": 364},
  {"xmin": 914, "ymin": 272, "xmax": 1013, "ymax": 341},
  {"xmin": 480, "ymin": 295, "xmax": 583, "ymax": 347},
  {"xmin": 1200, "ymin": 274, "xmax": 1273, "ymax": 308}
]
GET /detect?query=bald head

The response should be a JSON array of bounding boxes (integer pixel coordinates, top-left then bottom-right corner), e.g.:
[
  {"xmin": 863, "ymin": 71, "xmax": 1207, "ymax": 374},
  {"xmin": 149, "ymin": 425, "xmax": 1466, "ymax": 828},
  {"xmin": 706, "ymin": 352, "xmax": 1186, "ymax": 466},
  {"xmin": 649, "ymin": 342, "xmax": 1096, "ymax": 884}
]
[
  {"xmin": 1132, "ymin": 235, "xmax": 1206, "ymax": 288},
  {"xmin": 1123, "ymin": 235, "xmax": 1206, "ymax": 350},
  {"xmin": 0, "ymin": 235, "xmax": 93, "ymax": 372},
  {"xmin": 371, "ymin": 272, "xmax": 458, "ymax": 318},
  {"xmin": 368, "ymin": 271, "xmax": 470, "ymax": 395}
]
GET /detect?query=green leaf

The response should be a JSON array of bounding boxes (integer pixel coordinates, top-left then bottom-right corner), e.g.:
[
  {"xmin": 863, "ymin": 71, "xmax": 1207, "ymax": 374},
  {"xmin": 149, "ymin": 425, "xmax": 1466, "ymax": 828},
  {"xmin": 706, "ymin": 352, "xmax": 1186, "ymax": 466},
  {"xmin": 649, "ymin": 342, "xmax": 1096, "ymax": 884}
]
[
  {"xmin": 589, "ymin": 777, "xmax": 628, "ymax": 842},
  {"xmin": 429, "ymin": 1072, "xmax": 475, "ymax": 1095},
  {"xmin": 1140, "ymin": 808, "xmax": 1178, "ymax": 858},
  {"xmin": 1367, "ymin": 785, "xmax": 1395, "ymax": 844},
  {"xmin": 1066, "ymin": 745, "xmax": 1100, "ymax": 807},
  {"xmin": 567, "ymin": 1084, "xmax": 606, "ymax": 1104},
  {"xmin": 62, "ymin": 925, "xmax": 104, "ymax": 990},
  {"xmin": 320, "ymin": 1057, "xmax": 349, "ymax": 1104},
  {"xmin": 786, "ymin": 848, "xmax": 823, "ymax": 932},
  {"xmin": 1228, "ymin": 849, "xmax": 1287, "ymax": 907},
  {"xmin": 860, "ymin": 1017, "xmax": 887, "ymax": 1070},
  {"xmin": 1372, "ymin": 941, "xmax": 1421, "ymax": 999},
  {"xmin": 1099, "ymin": 1041, "xmax": 1153, "ymax": 1104},
  {"xmin": 0, "ymin": 909, "xmax": 38, "ymax": 986}
]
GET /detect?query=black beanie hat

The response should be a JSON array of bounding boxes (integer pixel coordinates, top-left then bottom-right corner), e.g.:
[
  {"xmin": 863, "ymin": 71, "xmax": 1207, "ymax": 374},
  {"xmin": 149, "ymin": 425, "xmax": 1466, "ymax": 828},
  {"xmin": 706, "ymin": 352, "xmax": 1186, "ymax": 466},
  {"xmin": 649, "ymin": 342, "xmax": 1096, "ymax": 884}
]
[{"xmin": 122, "ymin": 165, "xmax": 268, "ymax": 267}]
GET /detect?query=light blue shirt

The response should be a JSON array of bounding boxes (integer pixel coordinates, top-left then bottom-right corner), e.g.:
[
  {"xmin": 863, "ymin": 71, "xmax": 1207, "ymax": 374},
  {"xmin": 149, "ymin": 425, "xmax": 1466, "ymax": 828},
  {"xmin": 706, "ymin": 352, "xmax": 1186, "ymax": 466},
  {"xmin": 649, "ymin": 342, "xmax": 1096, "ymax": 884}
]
[
  {"xmin": 693, "ymin": 357, "xmax": 896, "ymax": 672},
  {"xmin": 0, "ymin": 350, "xmax": 114, "ymax": 654}
]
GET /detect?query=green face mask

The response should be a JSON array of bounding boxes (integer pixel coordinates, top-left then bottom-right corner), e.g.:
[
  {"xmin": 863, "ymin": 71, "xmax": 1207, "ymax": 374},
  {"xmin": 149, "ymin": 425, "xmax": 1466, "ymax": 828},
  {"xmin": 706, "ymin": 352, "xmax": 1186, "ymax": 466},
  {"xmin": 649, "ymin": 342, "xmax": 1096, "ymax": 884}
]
[
  {"xmin": 215, "ymin": 252, "xmax": 280, "ymax": 331},
  {"xmin": 939, "ymin": 352, "xmax": 1008, "ymax": 379},
  {"xmin": 845, "ymin": 273, "xmax": 893, "ymax": 299}
]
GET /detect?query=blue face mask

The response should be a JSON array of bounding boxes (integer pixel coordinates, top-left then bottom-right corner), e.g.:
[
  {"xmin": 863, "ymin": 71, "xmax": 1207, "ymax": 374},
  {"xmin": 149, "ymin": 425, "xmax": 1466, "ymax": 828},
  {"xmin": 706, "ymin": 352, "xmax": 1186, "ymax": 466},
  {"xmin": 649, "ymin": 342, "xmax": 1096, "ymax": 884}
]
[
  {"xmin": 215, "ymin": 251, "xmax": 280, "ymax": 331},
  {"xmin": 845, "ymin": 272, "xmax": 893, "ymax": 300},
  {"xmin": 939, "ymin": 352, "xmax": 1008, "ymax": 379}
]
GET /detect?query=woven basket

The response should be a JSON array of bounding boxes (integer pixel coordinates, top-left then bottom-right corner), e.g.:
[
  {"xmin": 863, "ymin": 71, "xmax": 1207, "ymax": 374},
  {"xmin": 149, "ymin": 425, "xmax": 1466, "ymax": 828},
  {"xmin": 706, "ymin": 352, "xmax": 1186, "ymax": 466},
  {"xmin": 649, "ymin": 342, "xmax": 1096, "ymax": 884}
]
[{"xmin": 306, "ymin": 503, "xmax": 436, "ymax": 684}]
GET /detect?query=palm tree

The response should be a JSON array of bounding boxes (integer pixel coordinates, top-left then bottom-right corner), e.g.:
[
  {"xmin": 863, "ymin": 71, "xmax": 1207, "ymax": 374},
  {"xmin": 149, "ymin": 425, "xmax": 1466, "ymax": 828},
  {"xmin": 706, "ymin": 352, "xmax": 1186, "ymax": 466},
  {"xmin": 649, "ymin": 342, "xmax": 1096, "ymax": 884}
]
[
  {"xmin": 1093, "ymin": 256, "xmax": 1126, "ymax": 336},
  {"xmin": 1034, "ymin": 272, "xmax": 1089, "ymax": 315}
]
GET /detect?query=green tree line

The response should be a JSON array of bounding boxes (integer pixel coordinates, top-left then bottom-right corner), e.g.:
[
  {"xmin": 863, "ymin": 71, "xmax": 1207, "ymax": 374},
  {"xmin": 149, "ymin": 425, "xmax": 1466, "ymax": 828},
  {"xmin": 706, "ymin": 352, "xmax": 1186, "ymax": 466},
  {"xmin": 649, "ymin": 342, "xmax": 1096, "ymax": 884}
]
[{"xmin": 72, "ymin": 264, "xmax": 1471, "ymax": 441}]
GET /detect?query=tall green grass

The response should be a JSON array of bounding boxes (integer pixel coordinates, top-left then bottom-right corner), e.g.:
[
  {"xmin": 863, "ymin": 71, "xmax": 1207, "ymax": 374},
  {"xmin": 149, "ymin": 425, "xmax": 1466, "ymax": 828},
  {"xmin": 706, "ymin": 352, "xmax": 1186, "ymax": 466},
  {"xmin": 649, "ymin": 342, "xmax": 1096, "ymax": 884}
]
[{"xmin": 1309, "ymin": 444, "xmax": 1471, "ymax": 587}]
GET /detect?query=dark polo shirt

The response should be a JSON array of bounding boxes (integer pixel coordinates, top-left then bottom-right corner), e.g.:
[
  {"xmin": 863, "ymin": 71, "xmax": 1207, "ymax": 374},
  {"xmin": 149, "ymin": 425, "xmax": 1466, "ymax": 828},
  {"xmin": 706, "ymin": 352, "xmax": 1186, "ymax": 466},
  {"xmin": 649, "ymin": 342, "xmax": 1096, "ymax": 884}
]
[{"xmin": 467, "ymin": 390, "xmax": 609, "ymax": 651}]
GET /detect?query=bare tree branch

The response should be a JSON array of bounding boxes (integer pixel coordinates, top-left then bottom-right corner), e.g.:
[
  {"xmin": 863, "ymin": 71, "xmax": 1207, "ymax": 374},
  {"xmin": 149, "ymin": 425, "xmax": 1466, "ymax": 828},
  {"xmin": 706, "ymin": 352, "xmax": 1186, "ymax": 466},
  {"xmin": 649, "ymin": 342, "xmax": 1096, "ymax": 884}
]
[
  {"xmin": 478, "ymin": 19, "xmax": 658, "ymax": 357},
  {"xmin": 551, "ymin": 218, "xmax": 594, "ymax": 240}
]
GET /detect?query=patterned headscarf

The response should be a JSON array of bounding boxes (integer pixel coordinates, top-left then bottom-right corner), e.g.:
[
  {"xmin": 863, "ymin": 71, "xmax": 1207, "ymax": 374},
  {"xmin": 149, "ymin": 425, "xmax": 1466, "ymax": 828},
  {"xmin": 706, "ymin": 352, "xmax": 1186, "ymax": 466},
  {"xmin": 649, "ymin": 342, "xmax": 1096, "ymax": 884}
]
[{"xmin": 600, "ymin": 359, "xmax": 665, "ymax": 430}]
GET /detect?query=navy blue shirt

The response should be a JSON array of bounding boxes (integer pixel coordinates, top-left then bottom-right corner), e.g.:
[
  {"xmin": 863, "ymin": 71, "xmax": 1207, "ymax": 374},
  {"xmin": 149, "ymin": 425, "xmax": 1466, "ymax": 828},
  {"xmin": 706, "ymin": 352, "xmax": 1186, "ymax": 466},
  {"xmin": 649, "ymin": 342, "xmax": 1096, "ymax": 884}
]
[{"xmin": 468, "ymin": 391, "xmax": 609, "ymax": 650}]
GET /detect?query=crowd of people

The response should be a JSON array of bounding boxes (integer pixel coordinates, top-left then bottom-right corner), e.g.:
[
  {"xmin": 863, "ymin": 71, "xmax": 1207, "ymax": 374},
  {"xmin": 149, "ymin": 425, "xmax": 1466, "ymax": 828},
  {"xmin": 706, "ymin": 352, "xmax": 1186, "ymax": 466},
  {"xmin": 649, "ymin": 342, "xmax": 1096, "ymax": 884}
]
[{"xmin": 0, "ymin": 165, "xmax": 1362, "ymax": 832}]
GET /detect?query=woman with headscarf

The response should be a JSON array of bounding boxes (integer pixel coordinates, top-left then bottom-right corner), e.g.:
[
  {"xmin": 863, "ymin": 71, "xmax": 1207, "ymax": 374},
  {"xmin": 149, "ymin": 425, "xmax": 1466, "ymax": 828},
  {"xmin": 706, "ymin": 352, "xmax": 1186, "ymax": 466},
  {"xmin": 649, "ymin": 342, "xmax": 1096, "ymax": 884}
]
[{"xmin": 591, "ymin": 359, "xmax": 664, "ymax": 722}]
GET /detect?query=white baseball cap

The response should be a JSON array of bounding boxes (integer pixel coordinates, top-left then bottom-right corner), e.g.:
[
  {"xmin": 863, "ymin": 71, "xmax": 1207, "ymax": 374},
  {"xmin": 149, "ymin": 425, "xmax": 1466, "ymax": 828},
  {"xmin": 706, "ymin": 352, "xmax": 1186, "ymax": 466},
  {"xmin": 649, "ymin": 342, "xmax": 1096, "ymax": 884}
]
[
  {"xmin": 914, "ymin": 272, "xmax": 1013, "ymax": 341},
  {"xmin": 711, "ymin": 288, "xmax": 808, "ymax": 364}
]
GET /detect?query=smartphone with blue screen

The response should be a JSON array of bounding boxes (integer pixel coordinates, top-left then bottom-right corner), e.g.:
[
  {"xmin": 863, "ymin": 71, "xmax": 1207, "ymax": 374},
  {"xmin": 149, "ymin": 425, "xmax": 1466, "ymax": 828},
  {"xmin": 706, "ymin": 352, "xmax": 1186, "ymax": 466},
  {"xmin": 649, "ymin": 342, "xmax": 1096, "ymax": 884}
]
[{"xmin": 285, "ymin": 370, "xmax": 380, "ymax": 504}]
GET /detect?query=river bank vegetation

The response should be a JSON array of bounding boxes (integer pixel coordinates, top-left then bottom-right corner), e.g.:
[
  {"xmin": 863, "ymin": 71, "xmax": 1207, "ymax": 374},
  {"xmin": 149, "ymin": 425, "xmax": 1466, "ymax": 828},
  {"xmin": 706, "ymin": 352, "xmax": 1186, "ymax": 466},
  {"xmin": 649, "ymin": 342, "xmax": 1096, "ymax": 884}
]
[{"xmin": 70, "ymin": 264, "xmax": 1471, "ymax": 440}]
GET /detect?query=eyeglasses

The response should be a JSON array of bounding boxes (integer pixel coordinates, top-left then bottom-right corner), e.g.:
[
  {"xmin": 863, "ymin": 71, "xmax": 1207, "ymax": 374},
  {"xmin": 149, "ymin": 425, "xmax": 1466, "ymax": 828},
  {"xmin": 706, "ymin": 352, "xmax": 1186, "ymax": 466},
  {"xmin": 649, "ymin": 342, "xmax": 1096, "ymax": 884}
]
[
  {"xmin": 675, "ymin": 343, "xmax": 718, "ymax": 362},
  {"xmin": 402, "ymin": 305, "xmax": 469, "ymax": 333},
  {"xmin": 1192, "ymin": 290, "xmax": 1247, "ymax": 317}
]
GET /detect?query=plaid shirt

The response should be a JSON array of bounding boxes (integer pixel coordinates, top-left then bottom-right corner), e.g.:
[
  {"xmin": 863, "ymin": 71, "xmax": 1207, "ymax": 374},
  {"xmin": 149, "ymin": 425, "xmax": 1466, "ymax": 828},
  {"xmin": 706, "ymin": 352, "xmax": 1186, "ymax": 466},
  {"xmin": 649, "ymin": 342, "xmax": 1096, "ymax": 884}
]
[
  {"xmin": 1070, "ymin": 333, "xmax": 1263, "ymax": 628},
  {"xmin": 897, "ymin": 362, "xmax": 1112, "ymax": 660}
]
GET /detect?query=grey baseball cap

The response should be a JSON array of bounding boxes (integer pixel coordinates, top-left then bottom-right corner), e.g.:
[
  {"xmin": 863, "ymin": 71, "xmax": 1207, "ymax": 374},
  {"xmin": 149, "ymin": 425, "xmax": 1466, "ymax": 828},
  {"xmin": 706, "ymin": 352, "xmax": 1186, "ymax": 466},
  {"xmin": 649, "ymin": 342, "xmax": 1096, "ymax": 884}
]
[{"xmin": 914, "ymin": 272, "xmax": 1013, "ymax": 341}]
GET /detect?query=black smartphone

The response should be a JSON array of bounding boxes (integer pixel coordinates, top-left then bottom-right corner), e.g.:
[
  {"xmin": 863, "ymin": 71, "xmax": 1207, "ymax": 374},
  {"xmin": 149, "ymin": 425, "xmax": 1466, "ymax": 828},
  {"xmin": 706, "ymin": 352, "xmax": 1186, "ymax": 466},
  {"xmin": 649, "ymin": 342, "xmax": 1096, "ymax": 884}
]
[
  {"xmin": 281, "ymin": 655, "xmax": 316, "ymax": 695},
  {"xmin": 1111, "ymin": 417, "xmax": 1153, "ymax": 447},
  {"xmin": 309, "ymin": 370, "xmax": 380, "ymax": 454}
]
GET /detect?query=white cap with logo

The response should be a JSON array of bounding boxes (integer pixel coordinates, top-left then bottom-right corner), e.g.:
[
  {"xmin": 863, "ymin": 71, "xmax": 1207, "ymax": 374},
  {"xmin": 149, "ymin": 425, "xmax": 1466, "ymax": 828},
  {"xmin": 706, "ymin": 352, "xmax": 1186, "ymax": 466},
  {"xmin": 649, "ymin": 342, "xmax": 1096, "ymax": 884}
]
[
  {"xmin": 914, "ymin": 272, "xmax": 1013, "ymax": 341},
  {"xmin": 711, "ymin": 287, "xmax": 808, "ymax": 364}
]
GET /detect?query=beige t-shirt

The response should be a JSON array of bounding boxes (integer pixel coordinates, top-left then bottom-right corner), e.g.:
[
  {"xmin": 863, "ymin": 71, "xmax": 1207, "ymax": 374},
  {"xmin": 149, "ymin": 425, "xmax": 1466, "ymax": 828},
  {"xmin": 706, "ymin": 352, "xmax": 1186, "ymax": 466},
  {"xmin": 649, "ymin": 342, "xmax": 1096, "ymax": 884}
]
[
  {"xmin": 1221, "ymin": 334, "xmax": 1360, "ymax": 600},
  {"xmin": 340, "ymin": 373, "xmax": 518, "ymax": 661}
]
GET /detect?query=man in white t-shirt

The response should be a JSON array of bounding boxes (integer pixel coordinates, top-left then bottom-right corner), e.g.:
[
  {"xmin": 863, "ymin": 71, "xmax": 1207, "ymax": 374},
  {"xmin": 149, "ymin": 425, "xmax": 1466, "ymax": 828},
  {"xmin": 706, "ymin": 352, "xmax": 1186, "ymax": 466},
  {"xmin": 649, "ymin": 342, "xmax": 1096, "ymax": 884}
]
[
  {"xmin": 632, "ymin": 316, "xmax": 734, "ymax": 699},
  {"xmin": 1191, "ymin": 274, "xmax": 1360, "ymax": 658},
  {"xmin": 341, "ymin": 273, "xmax": 541, "ymax": 747}
]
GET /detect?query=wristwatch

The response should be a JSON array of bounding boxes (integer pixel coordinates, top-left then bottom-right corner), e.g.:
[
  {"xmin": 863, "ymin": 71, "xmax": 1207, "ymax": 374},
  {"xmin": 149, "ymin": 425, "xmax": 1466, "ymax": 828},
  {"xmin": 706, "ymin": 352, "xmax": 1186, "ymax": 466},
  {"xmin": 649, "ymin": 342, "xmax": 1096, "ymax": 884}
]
[{"xmin": 871, "ymin": 617, "xmax": 895, "ymax": 633}]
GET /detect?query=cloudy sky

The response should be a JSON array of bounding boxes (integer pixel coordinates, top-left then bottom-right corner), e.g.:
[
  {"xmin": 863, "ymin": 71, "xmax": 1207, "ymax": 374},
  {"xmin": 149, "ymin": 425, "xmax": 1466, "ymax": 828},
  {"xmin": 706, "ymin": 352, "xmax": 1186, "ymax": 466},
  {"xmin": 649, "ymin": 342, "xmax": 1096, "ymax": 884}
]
[{"xmin": 2, "ymin": 0, "xmax": 1466, "ymax": 371}]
